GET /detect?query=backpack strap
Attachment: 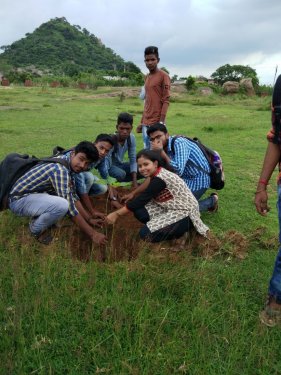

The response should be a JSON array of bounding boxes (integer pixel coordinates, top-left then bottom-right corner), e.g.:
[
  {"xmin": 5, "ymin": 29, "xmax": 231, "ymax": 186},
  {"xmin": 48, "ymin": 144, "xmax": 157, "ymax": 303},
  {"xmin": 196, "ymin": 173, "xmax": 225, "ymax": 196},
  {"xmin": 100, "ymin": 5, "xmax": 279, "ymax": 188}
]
[
  {"xmin": 39, "ymin": 157, "xmax": 70, "ymax": 169},
  {"xmin": 8, "ymin": 158, "xmax": 70, "ymax": 200},
  {"xmin": 111, "ymin": 133, "xmax": 131, "ymax": 156}
]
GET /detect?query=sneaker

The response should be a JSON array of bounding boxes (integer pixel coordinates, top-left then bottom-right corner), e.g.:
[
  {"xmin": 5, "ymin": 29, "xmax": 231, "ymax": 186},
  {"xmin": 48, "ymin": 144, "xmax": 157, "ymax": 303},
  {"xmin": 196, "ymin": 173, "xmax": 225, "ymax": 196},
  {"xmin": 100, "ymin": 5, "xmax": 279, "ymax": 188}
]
[
  {"xmin": 259, "ymin": 295, "xmax": 281, "ymax": 327},
  {"xmin": 30, "ymin": 229, "xmax": 53, "ymax": 245},
  {"xmin": 208, "ymin": 193, "xmax": 218, "ymax": 213}
]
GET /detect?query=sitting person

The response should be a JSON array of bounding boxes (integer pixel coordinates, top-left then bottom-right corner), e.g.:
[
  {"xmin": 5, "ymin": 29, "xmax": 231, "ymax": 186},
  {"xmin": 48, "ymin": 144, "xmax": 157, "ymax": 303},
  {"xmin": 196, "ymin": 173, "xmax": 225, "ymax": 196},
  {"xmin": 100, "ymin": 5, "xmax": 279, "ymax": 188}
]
[
  {"xmin": 146, "ymin": 123, "xmax": 218, "ymax": 212},
  {"xmin": 8, "ymin": 141, "xmax": 107, "ymax": 245},
  {"xmin": 72, "ymin": 134, "xmax": 115, "ymax": 217},
  {"xmin": 105, "ymin": 150, "xmax": 209, "ymax": 243},
  {"xmin": 106, "ymin": 112, "xmax": 140, "ymax": 188}
]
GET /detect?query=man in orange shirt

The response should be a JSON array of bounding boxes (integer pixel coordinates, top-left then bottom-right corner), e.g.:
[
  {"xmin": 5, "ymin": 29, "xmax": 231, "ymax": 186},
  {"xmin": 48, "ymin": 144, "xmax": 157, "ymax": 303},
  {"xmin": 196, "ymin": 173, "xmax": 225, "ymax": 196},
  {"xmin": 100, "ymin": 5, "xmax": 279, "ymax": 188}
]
[{"xmin": 137, "ymin": 46, "xmax": 170, "ymax": 148}]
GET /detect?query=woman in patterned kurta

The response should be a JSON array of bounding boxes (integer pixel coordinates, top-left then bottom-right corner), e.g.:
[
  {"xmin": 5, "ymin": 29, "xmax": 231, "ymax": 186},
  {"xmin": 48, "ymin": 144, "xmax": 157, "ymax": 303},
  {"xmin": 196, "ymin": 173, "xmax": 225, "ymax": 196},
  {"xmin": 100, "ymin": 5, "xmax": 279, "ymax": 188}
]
[{"xmin": 106, "ymin": 150, "xmax": 209, "ymax": 243}]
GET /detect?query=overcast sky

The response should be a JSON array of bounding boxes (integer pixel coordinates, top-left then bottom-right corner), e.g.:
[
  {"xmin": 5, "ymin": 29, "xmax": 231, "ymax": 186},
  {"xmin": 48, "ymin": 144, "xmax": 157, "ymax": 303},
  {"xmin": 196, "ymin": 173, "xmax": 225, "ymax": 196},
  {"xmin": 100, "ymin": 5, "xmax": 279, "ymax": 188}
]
[{"xmin": 1, "ymin": 0, "xmax": 280, "ymax": 85}]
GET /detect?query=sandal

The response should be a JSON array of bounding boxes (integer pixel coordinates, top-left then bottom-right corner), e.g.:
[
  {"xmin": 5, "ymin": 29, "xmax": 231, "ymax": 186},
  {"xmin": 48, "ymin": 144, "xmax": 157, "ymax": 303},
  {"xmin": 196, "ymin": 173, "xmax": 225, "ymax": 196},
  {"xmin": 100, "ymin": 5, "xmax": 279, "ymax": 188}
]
[{"xmin": 208, "ymin": 193, "xmax": 218, "ymax": 213}]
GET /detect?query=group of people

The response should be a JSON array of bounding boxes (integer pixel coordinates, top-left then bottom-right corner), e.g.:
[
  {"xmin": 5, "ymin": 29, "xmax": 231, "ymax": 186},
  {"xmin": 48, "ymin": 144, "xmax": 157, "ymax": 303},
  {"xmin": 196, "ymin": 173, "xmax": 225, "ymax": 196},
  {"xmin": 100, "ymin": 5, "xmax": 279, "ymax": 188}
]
[
  {"xmin": 7, "ymin": 45, "xmax": 218, "ymax": 248},
  {"xmin": 5, "ymin": 44, "xmax": 281, "ymax": 328}
]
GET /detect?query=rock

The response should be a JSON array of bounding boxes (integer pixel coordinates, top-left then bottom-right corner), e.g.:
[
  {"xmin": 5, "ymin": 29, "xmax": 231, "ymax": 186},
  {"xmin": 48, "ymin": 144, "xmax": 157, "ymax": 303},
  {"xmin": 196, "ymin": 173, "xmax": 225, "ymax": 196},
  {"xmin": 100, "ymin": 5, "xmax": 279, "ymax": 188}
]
[
  {"xmin": 222, "ymin": 81, "xmax": 239, "ymax": 94},
  {"xmin": 198, "ymin": 87, "xmax": 213, "ymax": 96},
  {"xmin": 240, "ymin": 78, "xmax": 255, "ymax": 96}
]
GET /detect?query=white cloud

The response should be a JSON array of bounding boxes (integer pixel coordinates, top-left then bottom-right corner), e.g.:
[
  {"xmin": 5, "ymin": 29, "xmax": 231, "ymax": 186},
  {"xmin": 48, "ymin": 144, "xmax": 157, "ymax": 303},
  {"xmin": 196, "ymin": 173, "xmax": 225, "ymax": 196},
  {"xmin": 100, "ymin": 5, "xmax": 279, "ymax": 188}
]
[{"xmin": 0, "ymin": 0, "xmax": 280, "ymax": 84}]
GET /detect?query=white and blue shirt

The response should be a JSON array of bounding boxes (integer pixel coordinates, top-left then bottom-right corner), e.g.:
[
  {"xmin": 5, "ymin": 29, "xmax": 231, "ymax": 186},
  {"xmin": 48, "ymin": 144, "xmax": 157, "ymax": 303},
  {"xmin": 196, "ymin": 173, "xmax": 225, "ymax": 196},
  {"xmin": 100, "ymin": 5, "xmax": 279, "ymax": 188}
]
[{"xmin": 167, "ymin": 136, "xmax": 210, "ymax": 192}]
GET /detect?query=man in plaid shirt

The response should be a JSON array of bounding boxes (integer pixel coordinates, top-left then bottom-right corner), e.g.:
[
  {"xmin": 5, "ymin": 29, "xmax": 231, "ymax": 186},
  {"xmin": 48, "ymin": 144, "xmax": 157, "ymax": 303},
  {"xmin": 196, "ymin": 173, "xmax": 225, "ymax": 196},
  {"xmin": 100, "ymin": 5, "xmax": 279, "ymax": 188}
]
[
  {"xmin": 9, "ymin": 141, "xmax": 107, "ymax": 245},
  {"xmin": 147, "ymin": 123, "xmax": 218, "ymax": 212}
]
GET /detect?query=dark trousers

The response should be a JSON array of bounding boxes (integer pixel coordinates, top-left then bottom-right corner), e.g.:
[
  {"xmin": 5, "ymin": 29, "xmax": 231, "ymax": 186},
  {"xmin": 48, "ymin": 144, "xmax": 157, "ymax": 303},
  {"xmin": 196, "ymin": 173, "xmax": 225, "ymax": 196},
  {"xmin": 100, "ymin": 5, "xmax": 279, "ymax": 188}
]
[{"xmin": 134, "ymin": 207, "xmax": 193, "ymax": 243}]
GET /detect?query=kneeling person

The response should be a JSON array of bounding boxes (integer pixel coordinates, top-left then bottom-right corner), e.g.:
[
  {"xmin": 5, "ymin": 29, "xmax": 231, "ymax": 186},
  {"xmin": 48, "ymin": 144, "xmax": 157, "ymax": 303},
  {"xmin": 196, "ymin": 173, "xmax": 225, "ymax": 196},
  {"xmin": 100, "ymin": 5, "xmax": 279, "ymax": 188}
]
[
  {"xmin": 8, "ymin": 141, "xmax": 107, "ymax": 245},
  {"xmin": 106, "ymin": 150, "xmax": 209, "ymax": 243}
]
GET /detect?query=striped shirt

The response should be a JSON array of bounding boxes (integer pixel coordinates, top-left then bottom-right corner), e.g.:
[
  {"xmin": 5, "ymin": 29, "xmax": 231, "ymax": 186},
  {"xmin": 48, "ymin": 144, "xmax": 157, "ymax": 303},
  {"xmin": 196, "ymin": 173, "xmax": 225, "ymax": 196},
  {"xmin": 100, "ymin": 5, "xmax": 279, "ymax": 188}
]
[
  {"xmin": 9, "ymin": 154, "xmax": 79, "ymax": 217},
  {"xmin": 167, "ymin": 136, "xmax": 210, "ymax": 192}
]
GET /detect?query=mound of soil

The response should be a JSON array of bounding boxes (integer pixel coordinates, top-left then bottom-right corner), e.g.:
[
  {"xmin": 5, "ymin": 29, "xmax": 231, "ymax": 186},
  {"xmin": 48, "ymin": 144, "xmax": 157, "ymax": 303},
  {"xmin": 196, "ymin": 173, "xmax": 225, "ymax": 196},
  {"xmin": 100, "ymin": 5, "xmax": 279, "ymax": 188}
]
[{"xmin": 12, "ymin": 188, "xmax": 251, "ymax": 263}]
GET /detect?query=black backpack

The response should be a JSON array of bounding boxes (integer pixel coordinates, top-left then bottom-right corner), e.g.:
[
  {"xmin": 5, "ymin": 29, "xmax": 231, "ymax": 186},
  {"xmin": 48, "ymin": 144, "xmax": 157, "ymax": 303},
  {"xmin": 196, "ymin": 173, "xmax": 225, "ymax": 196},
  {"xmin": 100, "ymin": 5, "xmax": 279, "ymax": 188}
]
[
  {"xmin": 0, "ymin": 153, "xmax": 69, "ymax": 211},
  {"xmin": 170, "ymin": 136, "xmax": 225, "ymax": 190},
  {"xmin": 272, "ymin": 74, "xmax": 281, "ymax": 143}
]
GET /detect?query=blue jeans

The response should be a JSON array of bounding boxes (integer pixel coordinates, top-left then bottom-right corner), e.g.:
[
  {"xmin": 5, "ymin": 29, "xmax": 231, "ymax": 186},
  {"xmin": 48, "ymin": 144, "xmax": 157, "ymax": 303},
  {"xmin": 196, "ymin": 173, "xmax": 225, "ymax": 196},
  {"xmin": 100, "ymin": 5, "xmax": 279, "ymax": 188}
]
[
  {"xmin": 192, "ymin": 188, "xmax": 216, "ymax": 212},
  {"xmin": 108, "ymin": 162, "xmax": 132, "ymax": 182},
  {"xmin": 142, "ymin": 125, "xmax": 151, "ymax": 149},
  {"xmin": 9, "ymin": 194, "xmax": 69, "ymax": 236},
  {"xmin": 268, "ymin": 185, "xmax": 281, "ymax": 301},
  {"xmin": 74, "ymin": 172, "xmax": 107, "ymax": 196}
]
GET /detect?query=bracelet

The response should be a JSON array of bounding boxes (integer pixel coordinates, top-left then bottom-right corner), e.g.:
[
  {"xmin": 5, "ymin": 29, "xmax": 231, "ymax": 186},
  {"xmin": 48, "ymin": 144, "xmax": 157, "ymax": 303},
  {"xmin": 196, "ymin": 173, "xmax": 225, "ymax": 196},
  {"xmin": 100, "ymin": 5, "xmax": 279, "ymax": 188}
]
[{"xmin": 258, "ymin": 179, "xmax": 268, "ymax": 186}]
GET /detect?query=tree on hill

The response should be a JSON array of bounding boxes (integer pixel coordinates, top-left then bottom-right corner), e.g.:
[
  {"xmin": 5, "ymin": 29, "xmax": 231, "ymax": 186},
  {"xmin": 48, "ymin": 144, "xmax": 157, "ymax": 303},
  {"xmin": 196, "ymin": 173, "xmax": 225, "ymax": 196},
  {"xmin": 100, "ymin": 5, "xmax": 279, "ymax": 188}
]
[
  {"xmin": 211, "ymin": 64, "xmax": 259, "ymax": 86},
  {"xmin": 0, "ymin": 17, "xmax": 141, "ymax": 76}
]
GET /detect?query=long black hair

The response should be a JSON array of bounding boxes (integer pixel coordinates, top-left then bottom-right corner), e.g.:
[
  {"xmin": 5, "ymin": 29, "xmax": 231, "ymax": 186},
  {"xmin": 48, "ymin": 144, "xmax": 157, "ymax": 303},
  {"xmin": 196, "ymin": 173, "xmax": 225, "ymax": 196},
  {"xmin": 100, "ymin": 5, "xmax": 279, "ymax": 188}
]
[{"xmin": 136, "ymin": 149, "xmax": 167, "ymax": 168}]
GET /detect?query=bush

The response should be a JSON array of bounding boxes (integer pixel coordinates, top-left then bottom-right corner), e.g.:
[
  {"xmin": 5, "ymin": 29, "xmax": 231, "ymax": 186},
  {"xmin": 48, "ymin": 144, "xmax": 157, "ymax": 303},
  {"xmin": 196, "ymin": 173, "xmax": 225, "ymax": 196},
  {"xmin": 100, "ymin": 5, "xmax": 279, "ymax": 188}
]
[{"xmin": 185, "ymin": 75, "xmax": 196, "ymax": 91}]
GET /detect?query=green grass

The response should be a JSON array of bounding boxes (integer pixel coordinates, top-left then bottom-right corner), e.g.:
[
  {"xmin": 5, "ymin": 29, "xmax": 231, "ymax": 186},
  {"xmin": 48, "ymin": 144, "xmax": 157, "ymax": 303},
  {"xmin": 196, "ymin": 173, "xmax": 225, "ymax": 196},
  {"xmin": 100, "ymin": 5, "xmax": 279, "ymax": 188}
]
[{"xmin": 0, "ymin": 86, "xmax": 280, "ymax": 374}]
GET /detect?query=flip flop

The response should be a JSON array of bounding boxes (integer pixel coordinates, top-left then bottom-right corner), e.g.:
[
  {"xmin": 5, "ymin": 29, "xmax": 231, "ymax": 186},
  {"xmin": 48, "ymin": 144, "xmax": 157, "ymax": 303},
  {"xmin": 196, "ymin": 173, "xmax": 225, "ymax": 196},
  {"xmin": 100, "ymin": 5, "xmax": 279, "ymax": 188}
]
[{"xmin": 208, "ymin": 192, "xmax": 218, "ymax": 213}]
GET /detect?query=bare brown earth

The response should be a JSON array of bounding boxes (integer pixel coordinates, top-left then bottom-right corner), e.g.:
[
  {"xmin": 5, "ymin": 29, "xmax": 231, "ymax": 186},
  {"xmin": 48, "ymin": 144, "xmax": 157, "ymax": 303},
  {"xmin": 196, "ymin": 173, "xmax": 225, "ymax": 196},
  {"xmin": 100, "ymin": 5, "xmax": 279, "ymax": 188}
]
[
  {"xmin": 8, "ymin": 186, "xmax": 264, "ymax": 263},
  {"xmin": 20, "ymin": 187, "xmax": 257, "ymax": 263}
]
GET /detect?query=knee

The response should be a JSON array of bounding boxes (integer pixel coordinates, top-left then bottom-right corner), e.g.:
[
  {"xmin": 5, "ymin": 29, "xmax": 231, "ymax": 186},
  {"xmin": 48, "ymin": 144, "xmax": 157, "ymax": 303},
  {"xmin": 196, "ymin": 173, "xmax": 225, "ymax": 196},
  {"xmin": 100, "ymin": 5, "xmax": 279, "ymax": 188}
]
[
  {"xmin": 134, "ymin": 208, "xmax": 149, "ymax": 223},
  {"xmin": 57, "ymin": 198, "xmax": 69, "ymax": 215}
]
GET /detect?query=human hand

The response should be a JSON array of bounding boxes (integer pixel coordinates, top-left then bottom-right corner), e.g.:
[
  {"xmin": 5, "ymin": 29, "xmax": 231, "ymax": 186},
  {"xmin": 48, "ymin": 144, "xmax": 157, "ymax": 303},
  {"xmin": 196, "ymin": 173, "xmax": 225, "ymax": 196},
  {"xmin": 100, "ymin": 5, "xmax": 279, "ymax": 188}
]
[
  {"xmin": 110, "ymin": 200, "xmax": 123, "ymax": 210},
  {"xmin": 254, "ymin": 190, "xmax": 270, "ymax": 216},
  {"xmin": 120, "ymin": 192, "xmax": 134, "ymax": 203},
  {"xmin": 92, "ymin": 231, "xmax": 107, "ymax": 245},
  {"xmin": 108, "ymin": 186, "xmax": 119, "ymax": 201},
  {"xmin": 88, "ymin": 217, "xmax": 104, "ymax": 228},
  {"xmin": 136, "ymin": 124, "xmax": 143, "ymax": 133},
  {"xmin": 93, "ymin": 210, "xmax": 106, "ymax": 220},
  {"xmin": 150, "ymin": 138, "xmax": 163, "ymax": 151},
  {"xmin": 105, "ymin": 212, "xmax": 118, "ymax": 225}
]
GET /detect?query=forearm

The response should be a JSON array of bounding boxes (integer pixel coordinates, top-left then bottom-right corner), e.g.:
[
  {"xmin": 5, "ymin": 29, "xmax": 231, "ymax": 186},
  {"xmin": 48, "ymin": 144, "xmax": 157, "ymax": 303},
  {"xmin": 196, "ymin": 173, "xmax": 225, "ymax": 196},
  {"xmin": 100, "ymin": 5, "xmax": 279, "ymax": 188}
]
[
  {"xmin": 75, "ymin": 200, "xmax": 92, "ymax": 222},
  {"xmin": 160, "ymin": 149, "xmax": 171, "ymax": 165},
  {"xmin": 71, "ymin": 213, "xmax": 95, "ymax": 238},
  {"xmin": 79, "ymin": 194, "xmax": 96, "ymax": 216},
  {"xmin": 131, "ymin": 172, "xmax": 138, "ymax": 186},
  {"xmin": 257, "ymin": 142, "xmax": 280, "ymax": 190},
  {"xmin": 131, "ymin": 177, "xmax": 150, "ymax": 197},
  {"xmin": 160, "ymin": 101, "xmax": 170, "ymax": 122}
]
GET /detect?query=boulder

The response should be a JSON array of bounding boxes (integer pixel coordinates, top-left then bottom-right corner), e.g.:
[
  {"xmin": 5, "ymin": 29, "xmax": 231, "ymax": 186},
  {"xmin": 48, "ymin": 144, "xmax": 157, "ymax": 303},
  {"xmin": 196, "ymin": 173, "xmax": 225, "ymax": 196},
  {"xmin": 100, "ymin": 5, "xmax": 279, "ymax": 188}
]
[
  {"xmin": 222, "ymin": 81, "xmax": 239, "ymax": 94},
  {"xmin": 240, "ymin": 78, "xmax": 255, "ymax": 96},
  {"xmin": 198, "ymin": 87, "xmax": 213, "ymax": 96}
]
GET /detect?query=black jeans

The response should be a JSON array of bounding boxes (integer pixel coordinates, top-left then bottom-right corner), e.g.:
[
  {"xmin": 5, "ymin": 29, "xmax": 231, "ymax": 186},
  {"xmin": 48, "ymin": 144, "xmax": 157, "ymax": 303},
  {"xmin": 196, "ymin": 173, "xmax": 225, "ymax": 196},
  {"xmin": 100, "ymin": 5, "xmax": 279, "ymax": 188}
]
[{"xmin": 134, "ymin": 207, "xmax": 193, "ymax": 243}]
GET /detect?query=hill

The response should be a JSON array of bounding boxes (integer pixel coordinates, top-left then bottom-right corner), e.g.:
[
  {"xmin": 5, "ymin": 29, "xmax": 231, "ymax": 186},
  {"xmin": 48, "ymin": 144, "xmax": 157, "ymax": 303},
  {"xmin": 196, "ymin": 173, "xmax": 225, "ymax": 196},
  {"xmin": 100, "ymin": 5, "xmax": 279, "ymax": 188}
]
[{"xmin": 0, "ymin": 17, "xmax": 140, "ymax": 75}]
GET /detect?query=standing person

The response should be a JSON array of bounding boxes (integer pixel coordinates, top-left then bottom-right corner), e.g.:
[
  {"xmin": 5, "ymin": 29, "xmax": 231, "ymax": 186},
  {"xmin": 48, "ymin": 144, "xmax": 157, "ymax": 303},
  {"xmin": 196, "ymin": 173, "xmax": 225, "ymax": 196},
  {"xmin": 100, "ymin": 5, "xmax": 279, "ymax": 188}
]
[
  {"xmin": 255, "ymin": 75, "xmax": 281, "ymax": 326},
  {"xmin": 136, "ymin": 46, "xmax": 170, "ymax": 149},
  {"xmin": 106, "ymin": 112, "xmax": 140, "ymax": 188},
  {"xmin": 106, "ymin": 150, "xmax": 209, "ymax": 244},
  {"xmin": 146, "ymin": 123, "xmax": 218, "ymax": 212},
  {"xmin": 8, "ymin": 141, "xmax": 107, "ymax": 245}
]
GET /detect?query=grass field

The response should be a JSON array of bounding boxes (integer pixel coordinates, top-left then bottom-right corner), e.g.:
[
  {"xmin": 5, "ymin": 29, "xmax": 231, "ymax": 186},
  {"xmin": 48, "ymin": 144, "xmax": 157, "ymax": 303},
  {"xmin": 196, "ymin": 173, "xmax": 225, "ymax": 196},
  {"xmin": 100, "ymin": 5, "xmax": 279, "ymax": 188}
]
[{"xmin": 0, "ymin": 85, "xmax": 281, "ymax": 374}]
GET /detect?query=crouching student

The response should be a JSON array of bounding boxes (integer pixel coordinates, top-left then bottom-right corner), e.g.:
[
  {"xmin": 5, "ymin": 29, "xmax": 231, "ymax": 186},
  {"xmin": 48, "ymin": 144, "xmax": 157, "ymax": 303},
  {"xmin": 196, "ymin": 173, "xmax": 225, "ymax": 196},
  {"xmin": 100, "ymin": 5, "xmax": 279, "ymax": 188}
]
[
  {"xmin": 105, "ymin": 150, "xmax": 209, "ymax": 244},
  {"xmin": 72, "ymin": 134, "xmax": 115, "ymax": 218},
  {"xmin": 107, "ymin": 112, "xmax": 140, "ymax": 188},
  {"xmin": 8, "ymin": 141, "xmax": 107, "ymax": 246}
]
